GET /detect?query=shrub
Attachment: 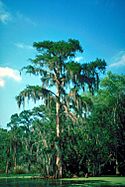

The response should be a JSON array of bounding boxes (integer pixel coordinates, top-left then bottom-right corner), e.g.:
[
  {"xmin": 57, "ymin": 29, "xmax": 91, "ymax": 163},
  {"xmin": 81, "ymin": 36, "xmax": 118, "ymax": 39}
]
[
  {"xmin": 30, "ymin": 165, "xmax": 39, "ymax": 174},
  {"xmin": 13, "ymin": 165, "xmax": 26, "ymax": 174}
]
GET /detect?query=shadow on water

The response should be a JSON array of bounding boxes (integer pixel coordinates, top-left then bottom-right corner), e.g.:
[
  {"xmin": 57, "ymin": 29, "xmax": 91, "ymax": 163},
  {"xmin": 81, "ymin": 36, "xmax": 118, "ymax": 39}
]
[{"xmin": 0, "ymin": 179, "xmax": 125, "ymax": 187}]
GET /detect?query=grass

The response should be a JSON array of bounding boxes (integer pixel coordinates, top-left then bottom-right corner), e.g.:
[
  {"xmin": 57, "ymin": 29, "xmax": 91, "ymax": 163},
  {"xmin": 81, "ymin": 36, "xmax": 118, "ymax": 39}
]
[
  {"xmin": 61, "ymin": 176, "xmax": 125, "ymax": 186},
  {"xmin": 0, "ymin": 173, "xmax": 40, "ymax": 179},
  {"xmin": 0, "ymin": 174, "xmax": 125, "ymax": 186}
]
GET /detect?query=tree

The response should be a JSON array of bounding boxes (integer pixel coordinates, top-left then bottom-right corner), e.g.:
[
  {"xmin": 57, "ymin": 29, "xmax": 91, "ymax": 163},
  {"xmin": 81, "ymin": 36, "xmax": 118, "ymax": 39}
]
[
  {"xmin": 7, "ymin": 114, "xmax": 22, "ymax": 170},
  {"xmin": 84, "ymin": 72, "xmax": 125, "ymax": 176},
  {"xmin": 100, "ymin": 72, "xmax": 125, "ymax": 175},
  {"xmin": 16, "ymin": 39, "xmax": 83, "ymax": 178},
  {"xmin": 0, "ymin": 128, "xmax": 10, "ymax": 173},
  {"xmin": 16, "ymin": 39, "xmax": 106, "ymax": 178},
  {"xmin": 32, "ymin": 105, "xmax": 57, "ymax": 176}
]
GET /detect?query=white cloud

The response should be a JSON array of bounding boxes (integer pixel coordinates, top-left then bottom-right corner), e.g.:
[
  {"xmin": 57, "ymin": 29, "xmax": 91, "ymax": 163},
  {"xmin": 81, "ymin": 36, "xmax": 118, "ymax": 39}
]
[
  {"xmin": 0, "ymin": 78, "xmax": 4, "ymax": 87},
  {"xmin": 0, "ymin": 1, "xmax": 36, "ymax": 25},
  {"xmin": 15, "ymin": 42, "xmax": 33, "ymax": 50},
  {"xmin": 75, "ymin": 56, "xmax": 84, "ymax": 62},
  {"xmin": 109, "ymin": 51, "xmax": 125, "ymax": 67},
  {"xmin": 0, "ymin": 0, "xmax": 11, "ymax": 24},
  {"xmin": 0, "ymin": 12, "xmax": 10, "ymax": 23},
  {"xmin": 16, "ymin": 11, "xmax": 36, "ymax": 26},
  {"xmin": 0, "ymin": 67, "xmax": 22, "ymax": 87}
]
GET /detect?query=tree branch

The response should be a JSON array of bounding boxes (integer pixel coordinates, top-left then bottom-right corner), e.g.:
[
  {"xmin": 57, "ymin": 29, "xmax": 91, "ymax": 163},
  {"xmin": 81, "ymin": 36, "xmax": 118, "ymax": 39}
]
[{"xmin": 62, "ymin": 103, "xmax": 77, "ymax": 122}]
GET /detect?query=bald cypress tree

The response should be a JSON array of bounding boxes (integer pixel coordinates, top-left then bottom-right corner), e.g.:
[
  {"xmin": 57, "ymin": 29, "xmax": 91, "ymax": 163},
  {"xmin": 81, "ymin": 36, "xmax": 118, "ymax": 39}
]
[
  {"xmin": 16, "ymin": 39, "xmax": 106, "ymax": 178},
  {"xmin": 16, "ymin": 39, "xmax": 83, "ymax": 178}
]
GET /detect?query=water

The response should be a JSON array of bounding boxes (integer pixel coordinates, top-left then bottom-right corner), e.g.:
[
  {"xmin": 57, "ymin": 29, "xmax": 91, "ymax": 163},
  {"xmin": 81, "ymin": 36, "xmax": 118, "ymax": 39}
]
[{"xmin": 0, "ymin": 179, "xmax": 124, "ymax": 187}]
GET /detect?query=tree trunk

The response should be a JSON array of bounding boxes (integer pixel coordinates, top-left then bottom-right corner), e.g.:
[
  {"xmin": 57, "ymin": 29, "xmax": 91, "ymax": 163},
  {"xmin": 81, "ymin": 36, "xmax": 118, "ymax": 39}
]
[
  {"xmin": 6, "ymin": 147, "xmax": 10, "ymax": 174},
  {"xmin": 116, "ymin": 159, "xmax": 120, "ymax": 175},
  {"xmin": 13, "ymin": 145, "xmax": 17, "ymax": 168},
  {"xmin": 55, "ymin": 85, "xmax": 62, "ymax": 178},
  {"xmin": 56, "ymin": 101, "xmax": 60, "ymax": 138},
  {"xmin": 56, "ymin": 151, "xmax": 62, "ymax": 178},
  {"xmin": 6, "ymin": 160, "xmax": 9, "ymax": 174}
]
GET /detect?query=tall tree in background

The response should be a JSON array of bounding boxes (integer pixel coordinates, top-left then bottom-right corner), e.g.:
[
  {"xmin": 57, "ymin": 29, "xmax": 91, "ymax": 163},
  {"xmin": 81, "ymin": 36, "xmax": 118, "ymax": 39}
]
[
  {"xmin": 16, "ymin": 39, "xmax": 106, "ymax": 178},
  {"xmin": 100, "ymin": 72, "xmax": 125, "ymax": 175},
  {"xmin": 16, "ymin": 39, "xmax": 83, "ymax": 178},
  {"xmin": 7, "ymin": 114, "xmax": 22, "ymax": 170}
]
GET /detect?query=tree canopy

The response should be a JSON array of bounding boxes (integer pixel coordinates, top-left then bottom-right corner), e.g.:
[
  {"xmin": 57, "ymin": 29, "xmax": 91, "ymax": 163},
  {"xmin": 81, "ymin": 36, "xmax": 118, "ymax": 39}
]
[{"xmin": 0, "ymin": 39, "xmax": 125, "ymax": 177}]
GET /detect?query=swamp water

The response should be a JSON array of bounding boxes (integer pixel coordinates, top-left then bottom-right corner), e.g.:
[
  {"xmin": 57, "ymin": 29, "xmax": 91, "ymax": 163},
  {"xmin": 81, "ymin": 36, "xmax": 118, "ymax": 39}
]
[{"xmin": 0, "ymin": 179, "xmax": 124, "ymax": 187}]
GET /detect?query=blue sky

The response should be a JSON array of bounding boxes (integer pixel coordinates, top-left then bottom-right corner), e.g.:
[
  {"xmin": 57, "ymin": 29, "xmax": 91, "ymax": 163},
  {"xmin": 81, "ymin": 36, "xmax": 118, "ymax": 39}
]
[{"xmin": 0, "ymin": 0, "xmax": 125, "ymax": 128}]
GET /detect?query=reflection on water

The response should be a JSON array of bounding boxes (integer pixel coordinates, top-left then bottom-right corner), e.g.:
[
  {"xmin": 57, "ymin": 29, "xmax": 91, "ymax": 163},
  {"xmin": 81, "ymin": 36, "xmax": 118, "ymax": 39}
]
[
  {"xmin": 0, "ymin": 179, "xmax": 124, "ymax": 187},
  {"xmin": 0, "ymin": 179, "xmax": 61, "ymax": 187}
]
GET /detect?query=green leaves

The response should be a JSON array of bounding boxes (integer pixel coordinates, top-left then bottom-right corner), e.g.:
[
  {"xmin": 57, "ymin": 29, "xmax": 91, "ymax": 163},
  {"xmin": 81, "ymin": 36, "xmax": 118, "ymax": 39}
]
[
  {"xmin": 33, "ymin": 39, "xmax": 83, "ymax": 56},
  {"xmin": 101, "ymin": 71, "xmax": 125, "ymax": 95},
  {"xmin": 66, "ymin": 61, "xmax": 82, "ymax": 75},
  {"xmin": 16, "ymin": 85, "xmax": 55, "ymax": 108},
  {"xmin": 14, "ymin": 38, "xmax": 110, "ymax": 177}
]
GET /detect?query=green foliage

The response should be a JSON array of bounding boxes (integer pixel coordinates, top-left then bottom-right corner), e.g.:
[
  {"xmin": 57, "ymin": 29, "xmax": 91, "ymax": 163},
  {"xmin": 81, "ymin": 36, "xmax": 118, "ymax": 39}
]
[
  {"xmin": 1, "ymin": 38, "xmax": 124, "ymax": 178},
  {"xmin": 0, "ymin": 129, "xmax": 10, "ymax": 172},
  {"xmin": 13, "ymin": 166, "xmax": 26, "ymax": 174}
]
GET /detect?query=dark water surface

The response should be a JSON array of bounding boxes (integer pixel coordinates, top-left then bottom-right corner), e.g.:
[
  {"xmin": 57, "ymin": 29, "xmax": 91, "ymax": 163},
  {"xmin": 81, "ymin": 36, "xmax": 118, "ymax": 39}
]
[{"xmin": 0, "ymin": 179, "xmax": 124, "ymax": 187}]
